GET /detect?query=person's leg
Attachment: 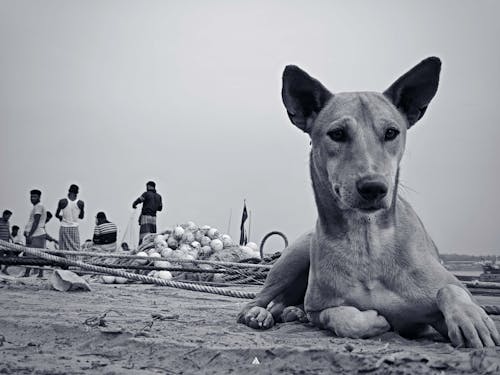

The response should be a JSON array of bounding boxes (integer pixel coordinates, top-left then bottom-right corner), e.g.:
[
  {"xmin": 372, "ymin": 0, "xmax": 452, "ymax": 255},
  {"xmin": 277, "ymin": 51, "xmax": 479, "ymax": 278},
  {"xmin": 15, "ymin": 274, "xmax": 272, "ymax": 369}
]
[
  {"xmin": 31, "ymin": 234, "xmax": 47, "ymax": 277},
  {"xmin": 23, "ymin": 237, "xmax": 33, "ymax": 277},
  {"xmin": 30, "ymin": 235, "xmax": 46, "ymax": 277}
]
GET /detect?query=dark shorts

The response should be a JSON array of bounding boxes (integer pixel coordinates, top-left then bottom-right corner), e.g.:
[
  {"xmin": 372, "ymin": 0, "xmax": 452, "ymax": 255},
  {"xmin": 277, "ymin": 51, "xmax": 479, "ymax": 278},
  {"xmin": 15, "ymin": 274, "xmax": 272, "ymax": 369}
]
[{"xmin": 26, "ymin": 235, "xmax": 46, "ymax": 250}]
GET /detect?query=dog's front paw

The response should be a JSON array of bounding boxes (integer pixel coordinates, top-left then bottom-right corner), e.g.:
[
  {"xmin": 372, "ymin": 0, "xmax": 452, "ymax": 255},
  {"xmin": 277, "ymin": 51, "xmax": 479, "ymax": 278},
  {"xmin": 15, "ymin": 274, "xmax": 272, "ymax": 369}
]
[
  {"xmin": 438, "ymin": 284, "xmax": 500, "ymax": 348},
  {"xmin": 320, "ymin": 306, "xmax": 390, "ymax": 339},
  {"xmin": 238, "ymin": 306, "xmax": 275, "ymax": 329},
  {"xmin": 443, "ymin": 302, "xmax": 500, "ymax": 348},
  {"xmin": 281, "ymin": 306, "xmax": 309, "ymax": 323}
]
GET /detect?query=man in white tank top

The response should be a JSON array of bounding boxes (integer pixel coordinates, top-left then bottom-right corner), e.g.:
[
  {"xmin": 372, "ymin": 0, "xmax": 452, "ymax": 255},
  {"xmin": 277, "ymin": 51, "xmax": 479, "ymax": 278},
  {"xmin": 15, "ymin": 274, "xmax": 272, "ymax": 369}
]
[{"xmin": 55, "ymin": 184, "xmax": 85, "ymax": 251}]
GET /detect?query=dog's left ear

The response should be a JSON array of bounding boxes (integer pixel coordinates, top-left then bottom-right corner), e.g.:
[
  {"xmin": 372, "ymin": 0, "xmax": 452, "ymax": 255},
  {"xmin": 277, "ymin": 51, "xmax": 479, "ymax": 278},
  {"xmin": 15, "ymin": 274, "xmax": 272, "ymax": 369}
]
[
  {"xmin": 282, "ymin": 65, "xmax": 332, "ymax": 133},
  {"xmin": 384, "ymin": 57, "xmax": 441, "ymax": 128}
]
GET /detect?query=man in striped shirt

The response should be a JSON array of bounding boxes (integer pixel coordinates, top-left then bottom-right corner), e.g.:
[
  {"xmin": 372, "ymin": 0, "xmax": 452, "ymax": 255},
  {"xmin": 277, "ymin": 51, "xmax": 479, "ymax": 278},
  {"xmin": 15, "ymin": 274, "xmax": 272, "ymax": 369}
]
[
  {"xmin": 0, "ymin": 210, "xmax": 12, "ymax": 242},
  {"xmin": 92, "ymin": 212, "xmax": 118, "ymax": 252},
  {"xmin": 0, "ymin": 210, "xmax": 13, "ymax": 274}
]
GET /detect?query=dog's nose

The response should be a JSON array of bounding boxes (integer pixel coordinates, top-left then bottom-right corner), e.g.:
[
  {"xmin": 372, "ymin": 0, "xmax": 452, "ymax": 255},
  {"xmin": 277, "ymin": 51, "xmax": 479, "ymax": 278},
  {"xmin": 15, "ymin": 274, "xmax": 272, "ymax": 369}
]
[{"xmin": 356, "ymin": 177, "xmax": 388, "ymax": 202}]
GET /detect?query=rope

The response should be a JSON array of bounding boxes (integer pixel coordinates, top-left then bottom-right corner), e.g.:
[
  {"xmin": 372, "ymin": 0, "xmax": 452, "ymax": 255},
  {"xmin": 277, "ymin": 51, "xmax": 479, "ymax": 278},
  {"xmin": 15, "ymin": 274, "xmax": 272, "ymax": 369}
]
[
  {"xmin": 463, "ymin": 280, "xmax": 500, "ymax": 290},
  {"xmin": 1, "ymin": 246, "xmax": 272, "ymax": 270},
  {"xmin": 0, "ymin": 240, "xmax": 257, "ymax": 299},
  {"xmin": 0, "ymin": 257, "xmax": 268, "ymax": 276}
]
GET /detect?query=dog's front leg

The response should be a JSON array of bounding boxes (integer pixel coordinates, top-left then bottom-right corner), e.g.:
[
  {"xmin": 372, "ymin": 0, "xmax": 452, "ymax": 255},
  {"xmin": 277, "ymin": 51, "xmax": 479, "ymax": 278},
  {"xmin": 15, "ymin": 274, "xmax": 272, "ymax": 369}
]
[
  {"xmin": 436, "ymin": 284, "xmax": 500, "ymax": 348},
  {"xmin": 311, "ymin": 306, "xmax": 390, "ymax": 339}
]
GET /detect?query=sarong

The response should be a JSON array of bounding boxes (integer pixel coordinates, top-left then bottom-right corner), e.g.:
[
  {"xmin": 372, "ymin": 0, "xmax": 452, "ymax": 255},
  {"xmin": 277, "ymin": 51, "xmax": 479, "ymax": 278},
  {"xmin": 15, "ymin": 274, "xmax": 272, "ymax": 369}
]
[
  {"xmin": 59, "ymin": 226, "xmax": 81, "ymax": 251},
  {"xmin": 139, "ymin": 215, "xmax": 157, "ymax": 244}
]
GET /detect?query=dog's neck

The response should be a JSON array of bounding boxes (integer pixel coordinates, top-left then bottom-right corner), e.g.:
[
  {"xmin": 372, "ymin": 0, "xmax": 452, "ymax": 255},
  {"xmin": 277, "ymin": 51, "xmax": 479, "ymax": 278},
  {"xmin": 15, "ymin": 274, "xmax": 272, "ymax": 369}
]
[{"xmin": 309, "ymin": 154, "xmax": 399, "ymax": 236}]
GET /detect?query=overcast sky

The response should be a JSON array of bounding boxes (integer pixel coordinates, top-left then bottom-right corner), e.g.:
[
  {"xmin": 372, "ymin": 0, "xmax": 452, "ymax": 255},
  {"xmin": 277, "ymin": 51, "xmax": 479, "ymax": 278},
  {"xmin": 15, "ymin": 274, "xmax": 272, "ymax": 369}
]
[{"xmin": 1, "ymin": 0, "xmax": 499, "ymax": 255}]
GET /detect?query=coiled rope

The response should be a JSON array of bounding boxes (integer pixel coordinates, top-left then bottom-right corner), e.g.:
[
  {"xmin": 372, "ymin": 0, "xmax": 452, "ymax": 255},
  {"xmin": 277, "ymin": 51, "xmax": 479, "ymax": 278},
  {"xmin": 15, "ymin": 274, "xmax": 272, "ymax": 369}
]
[{"xmin": 0, "ymin": 240, "xmax": 257, "ymax": 299}]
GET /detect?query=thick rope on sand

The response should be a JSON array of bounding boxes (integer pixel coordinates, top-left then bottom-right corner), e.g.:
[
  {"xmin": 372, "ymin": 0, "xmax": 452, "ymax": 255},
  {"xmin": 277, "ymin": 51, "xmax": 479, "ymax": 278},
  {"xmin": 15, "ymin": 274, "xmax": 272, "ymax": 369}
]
[
  {"xmin": 2, "ymin": 245, "xmax": 272, "ymax": 270},
  {"xmin": 0, "ymin": 257, "xmax": 266, "ymax": 278},
  {"xmin": 0, "ymin": 240, "xmax": 257, "ymax": 299}
]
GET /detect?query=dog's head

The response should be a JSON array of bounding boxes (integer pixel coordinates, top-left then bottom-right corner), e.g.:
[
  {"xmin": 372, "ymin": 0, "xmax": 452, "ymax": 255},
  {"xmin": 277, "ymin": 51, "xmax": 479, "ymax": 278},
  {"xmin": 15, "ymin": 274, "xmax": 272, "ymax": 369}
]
[{"xmin": 282, "ymin": 57, "xmax": 441, "ymax": 213}]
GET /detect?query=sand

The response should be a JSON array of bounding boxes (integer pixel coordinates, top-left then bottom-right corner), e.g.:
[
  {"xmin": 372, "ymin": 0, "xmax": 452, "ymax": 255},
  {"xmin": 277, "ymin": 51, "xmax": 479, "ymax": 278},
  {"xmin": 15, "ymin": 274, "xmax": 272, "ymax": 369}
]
[{"xmin": 1, "ymin": 273, "xmax": 500, "ymax": 374}]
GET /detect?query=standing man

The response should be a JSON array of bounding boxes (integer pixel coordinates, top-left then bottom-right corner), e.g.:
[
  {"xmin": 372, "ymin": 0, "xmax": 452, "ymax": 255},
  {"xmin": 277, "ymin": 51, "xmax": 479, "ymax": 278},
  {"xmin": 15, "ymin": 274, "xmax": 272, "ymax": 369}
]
[
  {"xmin": 55, "ymin": 184, "xmax": 84, "ymax": 251},
  {"xmin": 132, "ymin": 181, "xmax": 162, "ymax": 245},
  {"xmin": 23, "ymin": 189, "xmax": 47, "ymax": 277}
]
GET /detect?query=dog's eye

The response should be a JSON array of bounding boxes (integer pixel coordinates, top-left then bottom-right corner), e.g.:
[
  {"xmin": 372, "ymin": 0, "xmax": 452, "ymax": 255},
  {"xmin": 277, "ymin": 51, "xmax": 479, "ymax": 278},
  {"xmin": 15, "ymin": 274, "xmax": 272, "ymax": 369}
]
[
  {"xmin": 384, "ymin": 128, "xmax": 400, "ymax": 141},
  {"xmin": 327, "ymin": 129, "xmax": 347, "ymax": 142}
]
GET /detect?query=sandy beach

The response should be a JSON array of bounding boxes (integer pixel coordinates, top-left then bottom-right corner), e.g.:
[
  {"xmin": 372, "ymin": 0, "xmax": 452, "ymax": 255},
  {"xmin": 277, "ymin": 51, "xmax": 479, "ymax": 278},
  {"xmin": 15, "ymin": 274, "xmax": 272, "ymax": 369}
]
[{"xmin": 1, "ymin": 273, "xmax": 500, "ymax": 374}]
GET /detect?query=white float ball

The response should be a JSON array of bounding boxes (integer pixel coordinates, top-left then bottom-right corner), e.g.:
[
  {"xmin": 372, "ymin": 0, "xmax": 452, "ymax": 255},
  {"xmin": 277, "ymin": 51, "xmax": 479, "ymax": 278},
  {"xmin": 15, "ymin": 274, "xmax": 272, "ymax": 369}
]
[
  {"xmin": 222, "ymin": 238, "xmax": 234, "ymax": 248},
  {"xmin": 149, "ymin": 252, "xmax": 161, "ymax": 258},
  {"xmin": 210, "ymin": 239, "xmax": 224, "ymax": 252},
  {"xmin": 200, "ymin": 236, "xmax": 211, "ymax": 246},
  {"xmin": 156, "ymin": 270, "xmax": 173, "ymax": 280},
  {"xmin": 185, "ymin": 221, "xmax": 197, "ymax": 231},
  {"xmin": 115, "ymin": 277, "xmax": 128, "ymax": 284},
  {"xmin": 246, "ymin": 242, "xmax": 259, "ymax": 252},
  {"xmin": 173, "ymin": 226, "xmax": 185, "ymax": 240},
  {"xmin": 102, "ymin": 275, "xmax": 115, "ymax": 284},
  {"xmin": 182, "ymin": 231, "xmax": 195, "ymax": 243},
  {"xmin": 240, "ymin": 246, "xmax": 258, "ymax": 259},
  {"xmin": 207, "ymin": 228, "xmax": 220, "ymax": 239},
  {"xmin": 136, "ymin": 251, "xmax": 149, "ymax": 265},
  {"xmin": 194, "ymin": 230, "xmax": 204, "ymax": 242},
  {"xmin": 179, "ymin": 244, "xmax": 192, "ymax": 253},
  {"xmin": 190, "ymin": 241, "xmax": 201, "ymax": 249},
  {"xmin": 167, "ymin": 237, "xmax": 178, "ymax": 249}
]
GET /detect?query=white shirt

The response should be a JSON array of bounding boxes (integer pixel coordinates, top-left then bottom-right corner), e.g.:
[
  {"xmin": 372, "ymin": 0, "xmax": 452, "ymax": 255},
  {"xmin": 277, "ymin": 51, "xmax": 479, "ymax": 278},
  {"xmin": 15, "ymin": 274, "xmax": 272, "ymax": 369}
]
[
  {"xmin": 61, "ymin": 199, "xmax": 81, "ymax": 228},
  {"xmin": 25, "ymin": 203, "xmax": 47, "ymax": 236}
]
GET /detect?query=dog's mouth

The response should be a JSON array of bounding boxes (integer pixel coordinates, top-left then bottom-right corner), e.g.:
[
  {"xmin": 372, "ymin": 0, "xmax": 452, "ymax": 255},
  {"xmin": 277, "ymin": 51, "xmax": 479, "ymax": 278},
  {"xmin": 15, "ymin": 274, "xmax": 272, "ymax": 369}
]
[{"xmin": 358, "ymin": 205, "xmax": 383, "ymax": 213}]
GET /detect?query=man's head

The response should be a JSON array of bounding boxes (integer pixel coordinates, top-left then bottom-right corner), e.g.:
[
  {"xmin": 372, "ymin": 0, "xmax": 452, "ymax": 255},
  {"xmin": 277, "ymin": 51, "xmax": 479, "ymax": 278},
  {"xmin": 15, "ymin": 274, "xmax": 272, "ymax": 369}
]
[
  {"xmin": 281, "ymin": 57, "xmax": 441, "ymax": 214},
  {"xmin": 146, "ymin": 181, "xmax": 156, "ymax": 191},
  {"xmin": 30, "ymin": 190, "xmax": 42, "ymax": 205},
  {"xmin": 121, "ymin": 242, "xmax": 130, "ymax": 251},
  {"xmin": 11, "ymin": 225, "xmax": 19, "ymax": 236},
  {"xmin": 96, "ymin": 211, "xmax": 107, "ymax": 224},
  {"xmin": 2, "ymin": 210, "xmax": 12, "ymax": 221},
  {"xmin": 68, "ymin": 184, "xmax": 79, "ymax": 199}
]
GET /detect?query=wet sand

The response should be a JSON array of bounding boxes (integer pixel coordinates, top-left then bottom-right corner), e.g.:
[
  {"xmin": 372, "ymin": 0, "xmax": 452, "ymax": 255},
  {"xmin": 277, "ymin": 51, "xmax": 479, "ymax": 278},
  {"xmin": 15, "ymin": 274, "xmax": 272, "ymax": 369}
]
[{"xmin": 1, "ymin": 274, "xmax": 500, "ymax": 374}]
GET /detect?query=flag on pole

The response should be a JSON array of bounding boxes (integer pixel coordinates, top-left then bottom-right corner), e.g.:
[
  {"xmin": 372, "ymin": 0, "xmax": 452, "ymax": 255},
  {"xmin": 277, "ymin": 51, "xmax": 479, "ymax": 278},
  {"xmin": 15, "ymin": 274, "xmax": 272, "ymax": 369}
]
[{"xmin": 239, "ymin": 201, "xmax": 248, "ymax": 245}]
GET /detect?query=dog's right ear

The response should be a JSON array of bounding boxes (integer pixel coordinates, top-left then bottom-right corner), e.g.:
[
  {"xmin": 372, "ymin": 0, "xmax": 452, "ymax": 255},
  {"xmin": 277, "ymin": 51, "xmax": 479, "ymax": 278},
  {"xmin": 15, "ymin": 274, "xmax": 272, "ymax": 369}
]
[{"xmin": 282, "ymin": 65, "xmax": 332, "ymax": 133}]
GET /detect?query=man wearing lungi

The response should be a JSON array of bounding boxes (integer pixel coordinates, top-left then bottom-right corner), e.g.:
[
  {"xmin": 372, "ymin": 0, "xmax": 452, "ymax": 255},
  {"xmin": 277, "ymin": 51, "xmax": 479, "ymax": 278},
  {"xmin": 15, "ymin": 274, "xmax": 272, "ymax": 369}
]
[
  {"xmin": 132, "ymin": 181, "xmax": 163, "ymax": 245},
  {"xmin": 55, "ymin": 184, "xmax": 85, "ymax": 251}
]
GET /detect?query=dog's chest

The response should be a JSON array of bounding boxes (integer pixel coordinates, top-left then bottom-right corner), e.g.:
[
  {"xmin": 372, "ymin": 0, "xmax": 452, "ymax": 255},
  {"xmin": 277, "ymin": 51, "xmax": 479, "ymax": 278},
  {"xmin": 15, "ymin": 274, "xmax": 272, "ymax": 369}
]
[{"xmin": 309, "ymin": 222, "xmax": 406, "ymax": 306}]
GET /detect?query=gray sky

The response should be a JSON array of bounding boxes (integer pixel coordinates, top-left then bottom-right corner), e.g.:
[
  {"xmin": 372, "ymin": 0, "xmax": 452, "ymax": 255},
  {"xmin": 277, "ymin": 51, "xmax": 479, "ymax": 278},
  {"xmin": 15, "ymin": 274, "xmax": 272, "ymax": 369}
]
[{"xmin": 1, "ymin": 0, "xmax": 499, "ymax": 254}]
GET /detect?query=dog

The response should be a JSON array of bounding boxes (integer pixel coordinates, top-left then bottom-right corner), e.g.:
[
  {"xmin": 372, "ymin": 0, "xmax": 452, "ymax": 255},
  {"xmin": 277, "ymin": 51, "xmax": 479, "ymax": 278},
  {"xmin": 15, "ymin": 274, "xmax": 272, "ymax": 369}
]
[{"xmin": 237, "ymin": 57, "xmax": 500, "ymax": 348}]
